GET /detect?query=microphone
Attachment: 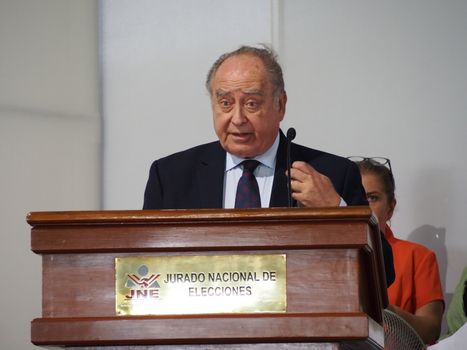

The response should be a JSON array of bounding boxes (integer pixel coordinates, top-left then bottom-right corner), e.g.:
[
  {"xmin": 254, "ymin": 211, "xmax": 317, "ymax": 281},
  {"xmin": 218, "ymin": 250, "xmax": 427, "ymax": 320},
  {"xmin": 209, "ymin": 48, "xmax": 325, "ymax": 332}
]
[
  {"xmin": 286, "ymin": 127, "xmax": 296, "ymax": 142},
  {"xmin": 286, "ymin": 127, "xmax": 296, "ymax": 207}
]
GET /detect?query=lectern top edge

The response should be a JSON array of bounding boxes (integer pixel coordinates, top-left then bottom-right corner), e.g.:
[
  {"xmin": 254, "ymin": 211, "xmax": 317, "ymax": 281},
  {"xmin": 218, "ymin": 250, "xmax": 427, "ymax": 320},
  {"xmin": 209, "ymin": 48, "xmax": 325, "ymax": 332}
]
[{"xmin": 27, "ymin": 206, "xmax": 372, "ymax": 226}]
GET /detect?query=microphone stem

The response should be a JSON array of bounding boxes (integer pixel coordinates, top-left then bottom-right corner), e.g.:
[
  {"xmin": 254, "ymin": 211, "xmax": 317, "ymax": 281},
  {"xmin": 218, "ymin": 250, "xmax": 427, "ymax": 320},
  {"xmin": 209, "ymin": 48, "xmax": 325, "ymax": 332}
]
[{"xmin": 286, "ymin": 127, "xmax": 296, "ymax": 208}]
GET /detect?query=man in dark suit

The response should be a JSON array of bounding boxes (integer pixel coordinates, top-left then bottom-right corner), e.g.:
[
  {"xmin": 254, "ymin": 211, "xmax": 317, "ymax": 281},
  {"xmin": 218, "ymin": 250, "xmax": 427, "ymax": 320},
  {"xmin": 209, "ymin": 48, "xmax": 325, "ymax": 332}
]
[
  {"xmin": 144, "ymin": 45, "xmax": 366, "ymax": 210},
  {"xmin": 143, "ymin": 132, "xmax": 366, "ymax": 209},
  {"xmin": 143, "ymin": 45, "xmax": 394, "ymax": 285}
]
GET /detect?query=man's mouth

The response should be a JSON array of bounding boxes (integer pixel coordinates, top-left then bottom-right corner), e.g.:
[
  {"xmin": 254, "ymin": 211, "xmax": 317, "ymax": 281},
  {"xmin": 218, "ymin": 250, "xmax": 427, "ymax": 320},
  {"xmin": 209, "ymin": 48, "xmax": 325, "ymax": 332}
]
[{"xmin": 230, "ymin": 132, "xmax": 252, "ymax": 141}]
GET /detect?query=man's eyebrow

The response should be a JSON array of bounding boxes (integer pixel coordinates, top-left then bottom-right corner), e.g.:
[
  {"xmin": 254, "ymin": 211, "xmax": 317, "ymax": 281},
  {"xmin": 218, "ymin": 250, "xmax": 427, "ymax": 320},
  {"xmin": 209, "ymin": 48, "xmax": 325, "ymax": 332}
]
[
  {"xmin": 243, "ymin": 89, "xmax": 264, "ymax": 96},
  {"xmin": 215, "ymin": 89, "xmax": 229, "ymax": 98},
  {"xmin": 215, "ymin": 88, "xmax": 264, "ymax": 98}
]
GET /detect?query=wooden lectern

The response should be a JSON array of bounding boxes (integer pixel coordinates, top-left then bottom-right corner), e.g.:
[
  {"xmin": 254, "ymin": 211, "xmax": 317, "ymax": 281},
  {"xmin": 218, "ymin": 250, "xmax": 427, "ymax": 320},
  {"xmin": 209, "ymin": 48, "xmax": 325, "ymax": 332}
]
[{"xmin": 29, "ymin": 207, "xmax": 388, "ymax": 349}]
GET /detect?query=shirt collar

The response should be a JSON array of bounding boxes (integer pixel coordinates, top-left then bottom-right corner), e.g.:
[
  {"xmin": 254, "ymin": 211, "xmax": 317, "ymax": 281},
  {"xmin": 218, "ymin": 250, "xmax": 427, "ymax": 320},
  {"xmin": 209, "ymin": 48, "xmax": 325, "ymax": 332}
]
[{"xmin": 225, "ymin": 133, "xmax": 280, "ymax": 171}]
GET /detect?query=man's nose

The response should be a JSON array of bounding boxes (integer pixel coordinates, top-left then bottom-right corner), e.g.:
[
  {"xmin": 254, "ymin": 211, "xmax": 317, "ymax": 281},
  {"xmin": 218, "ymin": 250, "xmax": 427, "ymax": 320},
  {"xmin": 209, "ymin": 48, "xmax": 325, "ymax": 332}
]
[{"xmin": 231, "ymin": 104, "xmax": 247, "ymax": 125}]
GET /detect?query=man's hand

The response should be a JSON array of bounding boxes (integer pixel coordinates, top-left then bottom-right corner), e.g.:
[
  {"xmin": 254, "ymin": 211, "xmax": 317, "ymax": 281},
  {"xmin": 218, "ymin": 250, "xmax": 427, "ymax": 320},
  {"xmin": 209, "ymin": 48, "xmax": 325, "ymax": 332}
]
[{"xmin": 288, "ymin": 161, "xmax": 341, "ymax": 207}]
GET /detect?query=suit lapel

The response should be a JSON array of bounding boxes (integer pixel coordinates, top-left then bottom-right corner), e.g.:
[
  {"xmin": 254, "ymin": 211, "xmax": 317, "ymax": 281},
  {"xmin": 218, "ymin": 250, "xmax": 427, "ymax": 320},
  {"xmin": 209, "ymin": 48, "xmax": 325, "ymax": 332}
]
[
  {"xmin": 196, "ymin": 142, "xmax": 226, "ymax": 208},
  {"xmin": 193, "ymin": 135, "xmax": 291, "ymax": 208},
  {"xmin": 270, "ymin": 132, "xmax": 290, "ymax": 207}
]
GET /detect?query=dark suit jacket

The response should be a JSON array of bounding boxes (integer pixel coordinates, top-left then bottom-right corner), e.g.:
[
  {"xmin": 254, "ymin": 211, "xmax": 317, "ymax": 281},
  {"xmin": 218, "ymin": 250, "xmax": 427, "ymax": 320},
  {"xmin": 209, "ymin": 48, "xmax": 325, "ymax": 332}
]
[
  {"xmin": 143, "ymin": 132, "xmax": 367, "ymax": 209},
  {"xmin": 143, "ymin": 130, "xmax": 394, "ymax": 288}
]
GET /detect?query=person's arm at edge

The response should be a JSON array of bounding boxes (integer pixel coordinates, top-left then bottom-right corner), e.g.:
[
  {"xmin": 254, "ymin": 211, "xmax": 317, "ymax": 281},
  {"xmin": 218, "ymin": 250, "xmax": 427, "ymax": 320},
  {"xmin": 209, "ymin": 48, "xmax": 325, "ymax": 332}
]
[{"xmin": 388, "ymin": 301, "xmax": 444, "ymax": 344}]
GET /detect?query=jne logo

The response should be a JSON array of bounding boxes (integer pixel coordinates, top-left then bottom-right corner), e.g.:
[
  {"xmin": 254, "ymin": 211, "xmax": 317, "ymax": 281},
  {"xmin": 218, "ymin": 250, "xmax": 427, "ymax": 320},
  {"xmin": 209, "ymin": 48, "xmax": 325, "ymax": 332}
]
[{"xmin": 125, "ymin": 265, "xmax": 161, "ymax": 300}]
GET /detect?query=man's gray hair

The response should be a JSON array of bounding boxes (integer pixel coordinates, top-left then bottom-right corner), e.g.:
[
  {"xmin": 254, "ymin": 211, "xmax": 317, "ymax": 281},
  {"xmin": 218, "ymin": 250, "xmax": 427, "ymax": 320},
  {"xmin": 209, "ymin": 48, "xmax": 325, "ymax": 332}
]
[{"xmin": 205, "ymin": 45, "xmax": 285, "ymax": 104}]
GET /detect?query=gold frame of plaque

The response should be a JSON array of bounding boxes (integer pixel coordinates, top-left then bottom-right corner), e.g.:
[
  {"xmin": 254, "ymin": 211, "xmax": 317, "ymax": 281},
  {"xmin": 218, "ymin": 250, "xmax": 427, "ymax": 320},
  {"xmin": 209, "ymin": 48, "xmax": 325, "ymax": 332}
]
[{"xmin": 29, "ymin": 207, "xmax": 388, "ymax": 350}]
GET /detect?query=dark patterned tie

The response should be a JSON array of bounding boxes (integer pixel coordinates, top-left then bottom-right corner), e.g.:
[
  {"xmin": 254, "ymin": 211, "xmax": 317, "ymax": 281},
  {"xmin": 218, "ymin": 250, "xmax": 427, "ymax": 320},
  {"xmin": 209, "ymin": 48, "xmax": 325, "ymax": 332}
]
[{"xmin": 235, "ymin": 160, "xmax": 261, "ymax": 208}]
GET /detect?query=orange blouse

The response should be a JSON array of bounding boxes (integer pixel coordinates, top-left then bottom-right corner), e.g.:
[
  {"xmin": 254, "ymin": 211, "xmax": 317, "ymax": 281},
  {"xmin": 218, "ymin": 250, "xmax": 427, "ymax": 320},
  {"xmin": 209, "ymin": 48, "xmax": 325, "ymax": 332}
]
[{"xmin": 385, "ymin": 225, "xmax": 444, "ymax": 313}]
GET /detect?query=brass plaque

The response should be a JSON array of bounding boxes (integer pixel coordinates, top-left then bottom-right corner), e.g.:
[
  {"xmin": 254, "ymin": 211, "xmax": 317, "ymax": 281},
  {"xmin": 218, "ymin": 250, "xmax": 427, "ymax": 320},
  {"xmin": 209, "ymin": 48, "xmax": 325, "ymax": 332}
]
[{"xmin": 115, "ymin": 254, "xmax": 286, "ymax": 315}]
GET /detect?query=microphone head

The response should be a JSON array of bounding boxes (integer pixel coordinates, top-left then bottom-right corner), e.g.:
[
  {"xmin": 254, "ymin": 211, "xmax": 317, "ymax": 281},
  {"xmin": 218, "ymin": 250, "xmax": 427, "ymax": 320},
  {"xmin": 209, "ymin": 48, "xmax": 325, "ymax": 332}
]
[{"xmin": 286, "ymin": 127, "xmax": 296, "ymax": 141}]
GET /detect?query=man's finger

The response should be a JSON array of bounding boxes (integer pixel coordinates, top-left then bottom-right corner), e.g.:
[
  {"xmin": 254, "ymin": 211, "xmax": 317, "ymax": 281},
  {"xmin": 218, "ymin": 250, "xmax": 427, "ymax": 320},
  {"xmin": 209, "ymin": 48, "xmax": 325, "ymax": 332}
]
[
  {"xmin": 291, "ymin": 161, "xmax": 318, "ymax": 175},
  {"xmin": 289, "ymin": 161, "xmax": 319, "ymax": 182}
]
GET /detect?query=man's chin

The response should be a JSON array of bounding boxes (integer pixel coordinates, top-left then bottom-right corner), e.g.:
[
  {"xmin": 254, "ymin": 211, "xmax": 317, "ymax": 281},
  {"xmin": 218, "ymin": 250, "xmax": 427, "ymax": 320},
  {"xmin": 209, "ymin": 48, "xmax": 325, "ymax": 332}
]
[{"xmin": 223, "ymin": 144, "xmax": 257, "ymax": 159}]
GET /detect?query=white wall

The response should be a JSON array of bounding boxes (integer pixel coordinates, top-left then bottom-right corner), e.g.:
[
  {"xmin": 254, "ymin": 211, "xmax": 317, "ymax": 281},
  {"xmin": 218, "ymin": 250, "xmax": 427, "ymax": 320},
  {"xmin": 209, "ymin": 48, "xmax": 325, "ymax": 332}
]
[
  {"xmin": 101, "ymin": 0, "xmax": 273, "ymax": 209},
  {"xmin": 0, "ymin": 1, "xmax": 100, "ymax": 349},
  {"xmin": 102, "ymin": 0, "xmax": 467, "ymax": 326},
  {"xmin": 279, "ymin": 0, "xmax": 467, "ymax": 298},
  {"xmin": 1, "ymin": 1, "xmax": 465, "ymax": 348}
]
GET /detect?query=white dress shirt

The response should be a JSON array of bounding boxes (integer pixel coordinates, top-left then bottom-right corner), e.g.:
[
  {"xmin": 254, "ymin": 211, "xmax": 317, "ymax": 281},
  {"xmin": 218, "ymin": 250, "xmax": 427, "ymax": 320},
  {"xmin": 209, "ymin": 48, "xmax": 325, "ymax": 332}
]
[
  {"xmin": 223, "ymin": 133, "xmax": 280, "ymax": 208},
  {"xmin": 222, "ymin": 133, "xmax": 346, "ymax": 208}
]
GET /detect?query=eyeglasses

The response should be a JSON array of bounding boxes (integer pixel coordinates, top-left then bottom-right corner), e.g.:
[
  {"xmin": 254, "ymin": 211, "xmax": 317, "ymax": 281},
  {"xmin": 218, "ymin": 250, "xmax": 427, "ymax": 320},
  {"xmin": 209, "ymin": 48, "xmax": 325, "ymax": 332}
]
[
  {"xmin": 347, "ymin": 156, "xmax": 392, "ymax": 173},
  {"xmin": 347, "ymin": 156, "xmax": 394, "ymax": 184}
]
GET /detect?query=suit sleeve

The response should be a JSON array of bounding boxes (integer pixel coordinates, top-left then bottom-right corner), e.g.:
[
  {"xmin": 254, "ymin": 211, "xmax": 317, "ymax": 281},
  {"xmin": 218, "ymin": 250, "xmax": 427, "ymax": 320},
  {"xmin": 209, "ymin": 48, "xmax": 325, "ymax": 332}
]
[
  {"xmin": 341, "ymin": 161, "xmax": 368, "ymax": 206},
  {"xmin": 381, "ymin": 233, "xmax": 395, "ymax": 290},
  {"xmin": 143, "ymin": 161, "xmax": 164, "ymax": 209}
]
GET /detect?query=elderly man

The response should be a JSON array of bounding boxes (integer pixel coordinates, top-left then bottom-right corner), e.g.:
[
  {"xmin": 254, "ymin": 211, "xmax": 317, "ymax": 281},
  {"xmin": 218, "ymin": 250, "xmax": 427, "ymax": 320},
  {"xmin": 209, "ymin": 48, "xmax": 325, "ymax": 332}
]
[
  {"xmin": 143, "ymin": 45, "xmax": 367, "ymax": 209},
  {"xmin": 143, "ymin": 45, "xmax": 394, "ymax": 287}
]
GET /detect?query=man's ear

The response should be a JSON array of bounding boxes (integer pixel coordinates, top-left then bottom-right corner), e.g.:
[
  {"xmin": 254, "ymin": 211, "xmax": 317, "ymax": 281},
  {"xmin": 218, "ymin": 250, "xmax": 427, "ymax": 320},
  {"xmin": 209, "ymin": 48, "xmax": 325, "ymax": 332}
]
[{"xmin": 278, "ymin": 91, "xmax": 287, "ymax": 120}]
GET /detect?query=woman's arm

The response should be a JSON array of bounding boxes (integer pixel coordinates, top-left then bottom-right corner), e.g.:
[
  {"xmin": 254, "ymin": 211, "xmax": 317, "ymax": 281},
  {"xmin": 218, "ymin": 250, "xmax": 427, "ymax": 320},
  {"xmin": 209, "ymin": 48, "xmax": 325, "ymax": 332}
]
[{"xmin": 388, "ymin": 300, "xmax": 444, "ymax": 344}]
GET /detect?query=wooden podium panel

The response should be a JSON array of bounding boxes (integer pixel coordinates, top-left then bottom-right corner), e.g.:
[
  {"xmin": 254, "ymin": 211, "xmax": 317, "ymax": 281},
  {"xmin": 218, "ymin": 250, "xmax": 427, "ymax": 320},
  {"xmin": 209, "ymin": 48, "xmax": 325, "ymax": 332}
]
[{"xmin": 29, "ymin": 207, "xmax": 387, "ymax": 349}]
